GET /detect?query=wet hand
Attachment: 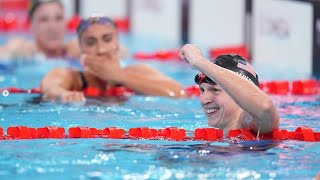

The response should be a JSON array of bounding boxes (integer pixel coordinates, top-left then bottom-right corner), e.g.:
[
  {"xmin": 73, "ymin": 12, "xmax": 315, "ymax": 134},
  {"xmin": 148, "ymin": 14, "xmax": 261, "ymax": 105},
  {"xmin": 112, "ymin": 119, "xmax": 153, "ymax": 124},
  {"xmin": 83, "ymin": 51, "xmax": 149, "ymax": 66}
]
[
  {"xmin": 80, "ymin": 53, "xmax": 123, "ymax": 84},
  {"xmin": 60, "ymin": 91, "xmax": 85, "ymax": 102},
  {"xmin": 179, "ymin": 44, "xmax": 203, "ymax": 67}
]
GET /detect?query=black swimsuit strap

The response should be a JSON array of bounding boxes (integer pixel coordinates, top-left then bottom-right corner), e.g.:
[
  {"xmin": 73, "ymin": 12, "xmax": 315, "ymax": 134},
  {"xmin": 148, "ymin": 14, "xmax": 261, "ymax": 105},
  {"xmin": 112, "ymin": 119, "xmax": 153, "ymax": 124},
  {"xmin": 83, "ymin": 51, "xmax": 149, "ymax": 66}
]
[{"xmin": 79, "ymin": 71, "xmax": 88, "ymax": 90}]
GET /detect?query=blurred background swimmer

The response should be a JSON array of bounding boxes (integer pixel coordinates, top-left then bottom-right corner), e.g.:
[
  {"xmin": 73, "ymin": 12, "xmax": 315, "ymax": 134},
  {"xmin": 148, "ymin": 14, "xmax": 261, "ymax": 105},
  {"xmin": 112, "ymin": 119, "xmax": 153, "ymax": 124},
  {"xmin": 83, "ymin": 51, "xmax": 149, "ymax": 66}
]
[
  {"xmin": 0, "ymin": 0, "xmax": 80, "ymax": 60},
  {"xmin": 40, "ymin": 16, "xmax": 186, "ymax": 102},
  {"xmin": 179, "ymin": 44, "xmax": 279, "ymax": 134}
]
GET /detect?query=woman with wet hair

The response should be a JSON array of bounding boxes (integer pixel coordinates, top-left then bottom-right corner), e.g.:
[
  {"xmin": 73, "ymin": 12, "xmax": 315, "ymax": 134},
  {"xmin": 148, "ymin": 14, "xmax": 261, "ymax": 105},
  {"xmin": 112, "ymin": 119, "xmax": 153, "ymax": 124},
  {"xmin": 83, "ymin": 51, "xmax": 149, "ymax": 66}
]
[
  {"xmin": 179, "ymin": 44, "xmax": 279, "ymax": 134},
  {"xmin": 0, "ymin": 0, "xmax": 80, "ymax": 60}
]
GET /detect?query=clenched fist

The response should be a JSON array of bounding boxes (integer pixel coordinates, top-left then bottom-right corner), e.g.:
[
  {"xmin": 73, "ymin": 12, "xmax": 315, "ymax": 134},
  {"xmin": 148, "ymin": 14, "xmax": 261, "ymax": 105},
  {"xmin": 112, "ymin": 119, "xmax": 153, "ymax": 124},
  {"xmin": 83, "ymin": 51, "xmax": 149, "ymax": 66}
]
[{"xmin": 179, "ymin": 44, "xmax": 204, "ymax": 67}]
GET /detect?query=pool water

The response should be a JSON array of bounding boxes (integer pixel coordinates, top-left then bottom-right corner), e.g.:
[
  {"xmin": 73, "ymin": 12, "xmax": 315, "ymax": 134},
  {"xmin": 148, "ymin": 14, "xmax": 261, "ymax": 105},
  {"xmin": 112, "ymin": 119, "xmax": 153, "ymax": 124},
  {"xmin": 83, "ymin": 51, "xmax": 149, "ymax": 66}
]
[{"xmin": 0, "ymin": 34, "xmax": 320, "ymax": 179}]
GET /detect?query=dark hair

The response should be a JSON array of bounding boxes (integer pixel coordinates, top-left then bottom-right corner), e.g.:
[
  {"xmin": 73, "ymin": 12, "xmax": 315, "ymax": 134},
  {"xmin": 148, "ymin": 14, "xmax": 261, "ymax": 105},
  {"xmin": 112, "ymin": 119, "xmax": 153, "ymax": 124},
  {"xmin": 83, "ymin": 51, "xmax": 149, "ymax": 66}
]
[{"xmin": 28, "ymin": 0, "xmax": 63, "ymax": 20}]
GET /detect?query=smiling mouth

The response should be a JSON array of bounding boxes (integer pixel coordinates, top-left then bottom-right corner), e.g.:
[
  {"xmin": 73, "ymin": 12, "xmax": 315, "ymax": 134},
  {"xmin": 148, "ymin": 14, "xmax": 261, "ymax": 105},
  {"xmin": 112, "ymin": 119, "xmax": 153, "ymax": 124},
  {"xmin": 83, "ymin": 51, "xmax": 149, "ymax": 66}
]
[{"xmin": 204, "ymin": 107, "xmax": 219, "ymax": 115}]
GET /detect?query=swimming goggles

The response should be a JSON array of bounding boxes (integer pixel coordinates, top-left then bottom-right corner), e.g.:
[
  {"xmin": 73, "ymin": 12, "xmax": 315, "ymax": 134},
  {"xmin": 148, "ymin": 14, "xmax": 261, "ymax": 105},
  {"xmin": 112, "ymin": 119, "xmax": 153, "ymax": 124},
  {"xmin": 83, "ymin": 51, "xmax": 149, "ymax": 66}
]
[
  {"xmin": 194, "ymin": 73, "xmax": 216, "ymax": 85},
  {"xmin": 77, "ymin": 16, "xmax": 116, "ymax": 35}
]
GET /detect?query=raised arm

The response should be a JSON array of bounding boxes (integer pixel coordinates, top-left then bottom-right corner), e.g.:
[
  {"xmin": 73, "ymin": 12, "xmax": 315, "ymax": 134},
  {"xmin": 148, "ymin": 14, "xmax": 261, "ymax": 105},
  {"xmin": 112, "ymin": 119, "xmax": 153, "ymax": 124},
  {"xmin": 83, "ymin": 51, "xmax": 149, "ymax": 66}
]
[
  {"xmin": 179, "ymin": 44, "xmax": 279, "ymax": 133},
  {"xmin": 40, "ymin": 68, "xmax": 85, "ymax": 102}
]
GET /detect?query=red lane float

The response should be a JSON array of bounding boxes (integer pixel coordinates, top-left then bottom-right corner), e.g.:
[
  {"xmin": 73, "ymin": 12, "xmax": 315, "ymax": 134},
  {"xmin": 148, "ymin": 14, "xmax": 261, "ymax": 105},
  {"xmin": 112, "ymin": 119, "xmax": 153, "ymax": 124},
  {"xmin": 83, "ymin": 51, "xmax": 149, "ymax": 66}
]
[
  {"xmin": 1, "ymin": 126, "xmax": 319, "ymax": 142},
  {"xmin": 195, "ymin": 128, "xmax": 223, "ymax": 141},
  {"xmin": 262, "ymin": 129, "xmax": 290, "ymax": 140},
  {"xmin": 66, "ymin": 15, "xmax": 130, "ymax": 32},
  {"xmin": 83, "ymin": 86, "xmax": 134, "ymax": 97},
  {"xmin": 129, "ymin": 127, "xmax": 157, "ymax": 139},
  {"xmin": 83, "ymin": 87, "xmax": 102, "ymax": 97},
  {"xmin": 228, "ymin": 129, "xmax": 256, "ymax": 140},
  {"xmin": 113, "ymin": 17, "xmax": 130, "ymax": 33},
  {"xmin": 68, "ymin": 127, "xmax": 127, "ymax": 139},
  {"xmin": 7, "ymin": 126, "xmax": 36, "ymax": 139},
  {"xmin": 162, "ymin": 127, "xmax": 186, "ymax": 141},
  {"xmin": 1, "ymin": 13, "xmax": 19, "ymax": 31},
  {"xmin": 1, "ymin": 80, "xmax": 319, "ymax": 98},
  {"xmin": 66, "ymin": 15, "xmax": 81, "ymax": 32},
  {"xmin": 0, "ymin": 11, "xmax": 29, "ymax": 32},
  {"xmin": 1, "ymin": 87, "xmax": 40, "ymax": 94},
  {"xmin": 259, "ymin": 80, "xmax": 319, "ymax": 95},
  {"xmin": 260, "ymin": 79, "xmax": 319, "ymax": 95},
  {"xmin": 90, "ymin": 128, "xmax": 106, "ymax": 138},
  {"xmin": 186, "ymin": 79, "xmax": 320, "ymax": 97},
  {"xmin": 292, "ymin": 79, "xmax": 318, "ymax": 95},
  {"xmin": 291, "ymin": 127, "xmax": 315, "ymax": 142},
  {"xmin": 37, "ymin": 126, "xmax": 65, "ymax": 138},
  {"xmin": 261, "ymin": 81, "xmax": 290, "ymax": 95},
  {"xmin": 69, "ymin": 127, "xmax": 92, "ymax": 138},
  {"xmin": 105, "ymin": 127, "xmax": 126, "ymax": 139},
  {"xmin": 133, "ymin": 49, "xmax": 180, "ymax": 61},
  {"xmin": 0, "ymin": 87, "xmax": 132, "ymax": 97},
  {"xmin": 315, "ymin": 132, "xmax": 320, "ymax": 141},
  {"xmin": 184, "ymin": 85, "xmax": 201, "ymax": 97},
  {"xmin": 0, "ymin": 0, "xmax": 28, "ymax": 11},
  {"xmin": 0, "ymin": 18, "xmax": 4, "ymax": 31},
  {"xmin": 0, "ymin": 11, "xmax": 129, "ymax": 33}
]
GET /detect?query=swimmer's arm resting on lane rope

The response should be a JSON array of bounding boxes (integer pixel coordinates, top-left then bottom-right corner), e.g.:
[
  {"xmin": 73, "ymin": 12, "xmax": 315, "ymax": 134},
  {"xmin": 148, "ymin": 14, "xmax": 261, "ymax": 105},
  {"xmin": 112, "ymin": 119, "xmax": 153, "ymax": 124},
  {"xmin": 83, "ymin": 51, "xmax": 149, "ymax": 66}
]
[
  {"xmin": 40, "ymin": 68, "xmax": 85, "ymax": 102},
  {"xmin": 110, "ymin": 64, "xmax": 186, "ymax": 98}
]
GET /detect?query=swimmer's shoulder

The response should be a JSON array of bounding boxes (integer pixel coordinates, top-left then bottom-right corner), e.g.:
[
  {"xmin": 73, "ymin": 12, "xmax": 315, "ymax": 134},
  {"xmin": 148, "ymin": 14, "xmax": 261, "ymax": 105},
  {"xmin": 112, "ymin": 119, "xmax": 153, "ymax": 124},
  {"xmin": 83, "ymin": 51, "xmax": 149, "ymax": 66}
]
[{"xmin": 65, "ymin": 38, "xmax": 81, "ymax": 59}]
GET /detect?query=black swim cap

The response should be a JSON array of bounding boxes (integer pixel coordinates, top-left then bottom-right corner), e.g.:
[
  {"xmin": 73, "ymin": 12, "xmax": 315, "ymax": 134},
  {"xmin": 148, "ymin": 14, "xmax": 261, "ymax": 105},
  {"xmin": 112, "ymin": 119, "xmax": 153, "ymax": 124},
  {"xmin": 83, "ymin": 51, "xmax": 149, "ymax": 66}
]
[
  {"xmin": 194, "ymin": 54, "xmax": 259, "ymax": 87},
  {"xmin": 28, "ymin": 0, "xmax": 62, "ymax": 20}
]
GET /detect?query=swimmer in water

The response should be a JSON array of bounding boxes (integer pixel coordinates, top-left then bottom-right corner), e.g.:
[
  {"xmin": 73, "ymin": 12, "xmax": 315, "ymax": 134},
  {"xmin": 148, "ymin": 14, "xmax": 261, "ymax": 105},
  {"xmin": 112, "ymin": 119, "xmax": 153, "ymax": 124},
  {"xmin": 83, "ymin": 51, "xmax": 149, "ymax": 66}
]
[
  {"xmin": 40, "ymin": 16, "xmax": 186, "ymax": 102},
  {"xmin": 179, "ymin": 44, "xmax": 279, "ymax": 134},
  {"xmin": 0, "ymin": 0, "xmax": 80, "ymax": 60}
]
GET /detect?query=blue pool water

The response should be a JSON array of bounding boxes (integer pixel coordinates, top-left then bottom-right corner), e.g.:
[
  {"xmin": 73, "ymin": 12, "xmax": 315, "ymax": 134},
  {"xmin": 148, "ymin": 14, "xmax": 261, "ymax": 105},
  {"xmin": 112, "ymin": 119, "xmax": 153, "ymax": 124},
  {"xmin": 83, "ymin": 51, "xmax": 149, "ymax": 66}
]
[{"xmin": 0, "ymin": 34, "xmax": 320, "ymax": 179}]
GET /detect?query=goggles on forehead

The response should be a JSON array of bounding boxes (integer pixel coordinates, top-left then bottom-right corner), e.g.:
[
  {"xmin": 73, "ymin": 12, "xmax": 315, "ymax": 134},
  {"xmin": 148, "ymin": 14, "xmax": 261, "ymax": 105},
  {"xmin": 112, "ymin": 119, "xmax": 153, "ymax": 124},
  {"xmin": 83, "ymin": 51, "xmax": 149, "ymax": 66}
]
[
  {"xmin": 194, "ymin": 73, "xmax": 216, "ymax": 85},
  {"xmin": 77, "ymin": 16, "xmax": 116, "ymax": 36}
]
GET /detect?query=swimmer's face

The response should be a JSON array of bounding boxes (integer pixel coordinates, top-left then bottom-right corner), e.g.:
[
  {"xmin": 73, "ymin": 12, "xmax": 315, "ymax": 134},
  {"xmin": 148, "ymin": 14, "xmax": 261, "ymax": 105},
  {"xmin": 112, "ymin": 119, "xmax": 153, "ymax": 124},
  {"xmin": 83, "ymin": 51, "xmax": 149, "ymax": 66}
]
[
  {"xmin": 30, "ymin": 2, "xmax": 65, "ymax": 51},
  {"xmin": 199, "ymin": 83, "xmax": 241, "ymax": 129},
  {"xmin": 79, "ymin": 23, "xmax": 119, "ymax": 56}
]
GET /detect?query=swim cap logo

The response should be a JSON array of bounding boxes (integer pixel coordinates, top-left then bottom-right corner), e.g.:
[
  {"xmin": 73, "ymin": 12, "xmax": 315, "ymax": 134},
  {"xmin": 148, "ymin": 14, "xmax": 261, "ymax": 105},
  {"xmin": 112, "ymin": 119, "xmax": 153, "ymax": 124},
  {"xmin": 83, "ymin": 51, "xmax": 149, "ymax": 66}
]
[
  {"xmin": 235, "ymin": 72, "xmax": 255, "ymax": 85},
  {"xmin": 237, "ymin": 60, "xmax": 257, "ymax": 78}
]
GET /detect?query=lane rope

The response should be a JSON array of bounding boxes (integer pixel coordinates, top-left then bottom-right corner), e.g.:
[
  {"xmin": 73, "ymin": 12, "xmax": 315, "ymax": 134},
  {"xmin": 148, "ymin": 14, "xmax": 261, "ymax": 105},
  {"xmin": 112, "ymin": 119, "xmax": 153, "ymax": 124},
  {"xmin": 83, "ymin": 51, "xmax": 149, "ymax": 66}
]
[
  {"xmin": 1, "ymin": 79, "xmax": 320, "ymax": 98},
  {"xmin": 1, "ymin": 126, "xmax": 319, "ymax": 142}
]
